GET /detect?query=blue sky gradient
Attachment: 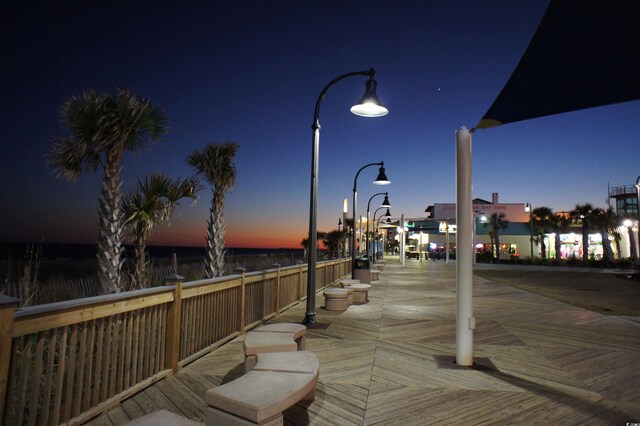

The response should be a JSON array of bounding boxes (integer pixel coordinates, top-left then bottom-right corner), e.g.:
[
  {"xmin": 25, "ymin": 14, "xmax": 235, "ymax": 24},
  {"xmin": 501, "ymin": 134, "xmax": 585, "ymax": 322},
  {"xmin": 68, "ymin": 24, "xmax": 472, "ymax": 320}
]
[{"xmin": 1, "ymin": 1, "xmax": 637, "ymax": 247}]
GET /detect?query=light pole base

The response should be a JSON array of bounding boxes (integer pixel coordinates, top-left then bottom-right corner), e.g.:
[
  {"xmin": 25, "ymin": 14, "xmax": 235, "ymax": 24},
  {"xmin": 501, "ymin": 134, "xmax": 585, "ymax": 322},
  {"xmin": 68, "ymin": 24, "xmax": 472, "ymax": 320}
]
[{"xmin": 303, "ymin": 313, "xmax": 317, "ymax": 325}]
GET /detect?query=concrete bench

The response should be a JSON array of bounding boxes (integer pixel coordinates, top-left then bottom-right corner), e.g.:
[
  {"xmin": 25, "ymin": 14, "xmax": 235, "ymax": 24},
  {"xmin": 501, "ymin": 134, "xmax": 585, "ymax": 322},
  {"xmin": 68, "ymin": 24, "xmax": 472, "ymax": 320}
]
[
  {"xmin": 341, "ymin": 283, "xmax": 371, "ymax": 304},
  {"xmin": 244, "ymin": 325, "xmax": 305, "ymax": 371},
  {"xmin": 339, "ymin": 278, "xmax": 361, "ymax": 286},
  {"xmin": 206, "ymin": 351, "xmax": 319, "ymax": 426},
  {"xmin": 370, "ymin": 270, "xmax": 380, "ymax": 281},
  {"xmin": 126, "ymin": 409, "xmax": 201, "ymax": 425},
  {"xmin": 252, "ymin": 323, "xmax": 306, "ymax": 350},
  {"xmin": 323, "ymin": 288, "xmax": 349, "ymax": 311}
]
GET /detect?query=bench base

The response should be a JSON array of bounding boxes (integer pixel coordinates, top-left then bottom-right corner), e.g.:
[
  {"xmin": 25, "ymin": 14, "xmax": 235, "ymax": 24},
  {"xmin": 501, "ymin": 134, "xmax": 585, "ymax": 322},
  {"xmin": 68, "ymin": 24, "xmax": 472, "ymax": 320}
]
[{"xmin": 323, "ymin": 288, "xmax": 349, "ymax": 311}]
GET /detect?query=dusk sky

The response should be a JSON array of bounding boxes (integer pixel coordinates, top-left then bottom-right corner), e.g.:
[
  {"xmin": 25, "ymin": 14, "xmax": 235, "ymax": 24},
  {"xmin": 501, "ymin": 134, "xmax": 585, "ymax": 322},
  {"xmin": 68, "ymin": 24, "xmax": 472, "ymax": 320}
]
[{"xmin": 1, "ymin": 1, "xmax": 638, "ymax": 249}]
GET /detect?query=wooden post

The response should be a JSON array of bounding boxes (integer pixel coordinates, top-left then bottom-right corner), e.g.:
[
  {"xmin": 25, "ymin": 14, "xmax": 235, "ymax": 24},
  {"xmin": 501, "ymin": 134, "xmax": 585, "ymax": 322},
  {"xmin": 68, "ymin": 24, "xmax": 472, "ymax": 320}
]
[
  {"xmin": 0, "ymin": 296, "xmax": 19, "ymax": 423},
  {"xmin": 164, "ymin": 275, "xmax": 183, "ymax": 373},
  {"xmin": 275, "ymin": 266, "xmax": 281, "ymax": 314},
  {"xmin": 238, "ymin": 272, "xmax": 246, "ymax": 332},
  {"xmin": 298, "ymin": 265, "xmax": 304, "ymax": 301}
]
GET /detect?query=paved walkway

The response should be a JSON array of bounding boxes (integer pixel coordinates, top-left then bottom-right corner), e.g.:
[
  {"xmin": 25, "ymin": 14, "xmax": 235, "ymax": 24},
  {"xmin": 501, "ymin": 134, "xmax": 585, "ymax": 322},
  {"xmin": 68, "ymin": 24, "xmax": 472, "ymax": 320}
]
[{"xmin": 90, "ymin": 257, "xmax": 640, "ymax": 425}]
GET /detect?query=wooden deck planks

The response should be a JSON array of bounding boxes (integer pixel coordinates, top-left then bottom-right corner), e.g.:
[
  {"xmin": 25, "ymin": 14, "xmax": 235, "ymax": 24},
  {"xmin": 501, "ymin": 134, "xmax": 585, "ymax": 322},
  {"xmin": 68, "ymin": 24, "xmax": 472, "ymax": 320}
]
[{"xmin": 87, "ymin": 258, "xmax": 640, "ymax": 425}]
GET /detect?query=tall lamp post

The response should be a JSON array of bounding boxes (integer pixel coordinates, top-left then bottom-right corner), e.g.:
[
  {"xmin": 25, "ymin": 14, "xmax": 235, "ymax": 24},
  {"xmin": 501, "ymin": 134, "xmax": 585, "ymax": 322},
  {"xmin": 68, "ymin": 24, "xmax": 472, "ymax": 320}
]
[
  {"xmin": 366, "ymin": 193, "xmax": 391, "ymax": 259},
  {"xmin": 304, "ymin": 68, "xmax": 388, "ymax": 325},
  {"xmin": 525, "ymin": 202, "xmax": 534, "ymax": 258},
  {"xmin": 351, "ymin": 162, "xmax": 390, "ymax": 278},
  {"xmin": 373, "ymin": 207, "xmax": 392, "ymax": 260}
]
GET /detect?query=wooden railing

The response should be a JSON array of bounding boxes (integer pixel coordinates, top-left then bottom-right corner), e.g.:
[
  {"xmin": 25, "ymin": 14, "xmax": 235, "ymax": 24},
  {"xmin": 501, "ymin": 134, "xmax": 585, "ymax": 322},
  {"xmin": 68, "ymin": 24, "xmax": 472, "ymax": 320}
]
[{"xmin": 1, "ymin": 258, "xmax": 351, "ymax": 425}]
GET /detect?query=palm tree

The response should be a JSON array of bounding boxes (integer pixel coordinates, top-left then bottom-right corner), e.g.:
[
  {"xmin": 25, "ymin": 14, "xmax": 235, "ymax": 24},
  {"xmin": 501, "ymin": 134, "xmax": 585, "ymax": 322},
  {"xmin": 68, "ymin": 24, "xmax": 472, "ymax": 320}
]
[
  {"xmin": 570, "ymin": 203, "xmax": 594, "ymax": 263},
  {"xmin": 591, "ymin": 207, "xmax": 616, "ymax": 264},
  {"xmin": 550, "ymin": 213, "xmax": 571, "ymax": 261},
  {"xmin": 626, "ymin": 222, "xmax": 638, "ymax": 260},
  {"xmin": 322, "ymin": 230, "xmax": 343, "ymax": 259},
  {"xmin": 122, "ymin": 173, "xmax": 201, "ymax": 289},
  {"xmin": 532, "ymin": 207, "xmax": 553, "ymax": 259},
  {"xmin": 488, "ymin": 213, "xmax": 509, "ymax": 261},
  {"xmin": 49, "ymin": 87, "xmax": 168, "ymax": 293},
  {"xmin": 187, "ymin": 142, "xmax": 239, "ymax": 278},
  {"xmin": 301, "ymin": 231, "xmax": 327, "ymax": 259}
]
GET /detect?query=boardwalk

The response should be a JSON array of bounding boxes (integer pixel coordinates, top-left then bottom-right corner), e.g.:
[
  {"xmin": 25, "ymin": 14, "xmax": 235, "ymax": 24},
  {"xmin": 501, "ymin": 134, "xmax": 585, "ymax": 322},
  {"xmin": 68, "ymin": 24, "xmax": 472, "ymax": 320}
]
[{"xmin": 88, "ymin": 257, "xmax": 640, "ymax": 425}]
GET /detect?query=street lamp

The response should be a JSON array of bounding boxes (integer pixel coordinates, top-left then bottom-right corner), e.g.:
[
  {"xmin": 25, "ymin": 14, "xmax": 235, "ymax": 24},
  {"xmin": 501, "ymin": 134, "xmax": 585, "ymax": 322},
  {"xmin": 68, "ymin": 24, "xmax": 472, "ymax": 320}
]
[
  {"xmin": 366, "ymin": 192, "xmax": 391, "ymax": 259},
  {"xmin": 304, "ymin": 68, "xmax": 388, "ymax": 325},
  {"xmin": 373, "ymin": 207, "xmax": 391, "ymax": 260},
  {"xmin": 351, "ymin": 162, "xmax": 390, "ymax": 278},
  {"xmin": 525, "ymin": 202, "xmax": 534, "ymax": 258}
]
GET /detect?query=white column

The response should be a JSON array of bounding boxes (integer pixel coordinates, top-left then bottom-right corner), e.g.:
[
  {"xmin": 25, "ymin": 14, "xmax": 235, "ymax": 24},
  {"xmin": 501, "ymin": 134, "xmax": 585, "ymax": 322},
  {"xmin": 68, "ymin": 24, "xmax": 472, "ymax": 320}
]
[
  {"xmin": 400, "ymin": 214, "xmax": 406, "ymax": 267},
  {"xmin": 419, "ymin": 231, "xmax": 423, "ymax": 261},
  {"xmin": 456, "ymin": 127, "xmax": 474, "ymax": 366}
]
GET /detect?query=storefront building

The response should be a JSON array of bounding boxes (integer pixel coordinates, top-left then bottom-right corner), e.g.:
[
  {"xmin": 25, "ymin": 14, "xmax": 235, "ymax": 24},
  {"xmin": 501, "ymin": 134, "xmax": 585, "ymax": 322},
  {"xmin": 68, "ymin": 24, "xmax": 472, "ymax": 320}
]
[{"xmin": 380, "ymin": 193, "xmax": 637, "ymax": 261}]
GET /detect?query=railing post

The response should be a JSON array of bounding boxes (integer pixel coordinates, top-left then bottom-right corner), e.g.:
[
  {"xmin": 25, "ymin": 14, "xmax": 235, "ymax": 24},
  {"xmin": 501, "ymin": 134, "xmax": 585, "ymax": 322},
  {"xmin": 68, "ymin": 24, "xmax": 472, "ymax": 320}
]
[
  {"xmin": 275, "ymin": 266, "xmax": 281, "ymax": 314},
  {"xmin": 164, "ymin": 275, "xmax": 184, "ymax": 373},
  {"xmin": 239, "ymin": 272, "xmax": 246, "ymax": 332},
  {"xmin": 298, "ymin": 265, "xmax": 304, "ymax": 301},
  {"xmin": 0, "ymin": 296, "xmax": 19, "ymax": 423}
]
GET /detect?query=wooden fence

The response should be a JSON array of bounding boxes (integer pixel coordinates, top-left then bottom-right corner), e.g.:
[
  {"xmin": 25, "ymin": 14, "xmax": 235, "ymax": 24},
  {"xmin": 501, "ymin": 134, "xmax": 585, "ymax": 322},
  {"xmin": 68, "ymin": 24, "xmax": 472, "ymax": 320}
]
[{"xmin": 0, "ymin": 258, "xmax": 351, "ymax": 425}]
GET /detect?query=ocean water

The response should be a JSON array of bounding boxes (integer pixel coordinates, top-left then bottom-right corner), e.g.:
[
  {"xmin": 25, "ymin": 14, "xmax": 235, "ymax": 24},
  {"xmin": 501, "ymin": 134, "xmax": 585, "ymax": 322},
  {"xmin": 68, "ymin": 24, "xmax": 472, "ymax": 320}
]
[{"xmin": 0, "ymin": 242, "xmax": 304, "ymax": 261}]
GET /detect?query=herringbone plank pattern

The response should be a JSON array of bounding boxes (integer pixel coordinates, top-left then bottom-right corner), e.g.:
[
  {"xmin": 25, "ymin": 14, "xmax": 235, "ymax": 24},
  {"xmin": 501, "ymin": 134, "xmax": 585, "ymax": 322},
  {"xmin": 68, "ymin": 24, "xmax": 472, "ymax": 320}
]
[{"xmin": 90, "ymin": 258, "xmax": 640, "ymax": 425}]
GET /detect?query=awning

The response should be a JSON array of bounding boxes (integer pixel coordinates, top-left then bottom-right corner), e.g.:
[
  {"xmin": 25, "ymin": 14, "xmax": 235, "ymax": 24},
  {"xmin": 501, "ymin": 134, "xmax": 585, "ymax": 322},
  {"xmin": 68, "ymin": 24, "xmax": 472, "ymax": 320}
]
[{"xmin": 477, "ymin": 0, "xmax": 640, "ymax": 129}]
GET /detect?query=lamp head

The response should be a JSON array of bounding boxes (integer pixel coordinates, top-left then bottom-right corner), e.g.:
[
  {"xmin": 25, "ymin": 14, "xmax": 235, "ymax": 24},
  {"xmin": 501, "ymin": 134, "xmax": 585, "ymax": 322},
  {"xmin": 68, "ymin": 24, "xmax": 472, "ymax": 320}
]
[
  {"xmin": 384, "ymin": 208, "xmax": 391, "ymax": 217},
  {"xmin": 380, "ymin": 194, "xmax": 391, "ymax": 208},
  {"xmin": 350, "ymin": 78, "xmax": 388, "ymax": 117},
  {"xmin": 385, "ymin": 217, "xmax": 392, "ymax": 224},
  {"xmin": 373, "ymin": 163, "xmax": 390, "ymax": 185}
]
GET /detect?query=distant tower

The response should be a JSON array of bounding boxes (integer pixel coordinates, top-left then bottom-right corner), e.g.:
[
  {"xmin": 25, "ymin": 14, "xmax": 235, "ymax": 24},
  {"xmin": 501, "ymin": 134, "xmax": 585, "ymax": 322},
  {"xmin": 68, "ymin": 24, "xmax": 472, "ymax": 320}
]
[{"xmin": 608, "ymin": 184, "xmax": 638, "ymax": 218}]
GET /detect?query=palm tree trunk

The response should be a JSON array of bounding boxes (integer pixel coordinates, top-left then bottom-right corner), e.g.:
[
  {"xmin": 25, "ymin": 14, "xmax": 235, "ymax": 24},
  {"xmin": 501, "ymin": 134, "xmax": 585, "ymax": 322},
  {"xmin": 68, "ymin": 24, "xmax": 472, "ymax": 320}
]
[
  {"xmin": 600, "ymin": 227, "xmax": 614, "ymax": 263},
  {"xmin": 213, "ymin": 191, "xmax": 226, "ymax": 276},
  {"xmin": 554, "ymin": 232, "xmax": 562, "ymax": 261},
  {"xmin": 204, "ymin": 190, "xmax": 217, "ymax": 278},
  {"xmin": 629, "ymin": 227, "xmax": 638, "ymax": 260},
  {"xmin": 540, "ymin": 237, "xmax": 547, "ymax": 260},
  {"xmin": 582, "ymin": 226, "xmax": 589, "ymax": 262},
  {"xmin": 97, "ymin": 151, "xmax": 124, "ymax": 293},
  {"xmin": 494, "ymin": 232, "xmax": 500, "ymax": 262},
  {"xmin": 131, "ymin": 236, "xmax": 150, "ymax": 290}
]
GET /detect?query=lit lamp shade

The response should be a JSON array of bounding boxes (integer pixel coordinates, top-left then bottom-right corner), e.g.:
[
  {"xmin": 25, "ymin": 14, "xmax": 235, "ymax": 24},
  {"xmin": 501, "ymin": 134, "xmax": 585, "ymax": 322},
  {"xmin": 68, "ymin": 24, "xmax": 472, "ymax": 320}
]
[
  {"xmin": 380, "ymin": 194, "xmax": 391, "ymax": 208},
  {"xmin": 373, "ymin": 165, "xmax": 390, "ymax": 185},
  {"xmin": 384, "ymin": 208, "xmax": 391, "ymax": 217},
  {"xmin": 350, "ymin": 78, "xmax": 388, "ymax": 117}
]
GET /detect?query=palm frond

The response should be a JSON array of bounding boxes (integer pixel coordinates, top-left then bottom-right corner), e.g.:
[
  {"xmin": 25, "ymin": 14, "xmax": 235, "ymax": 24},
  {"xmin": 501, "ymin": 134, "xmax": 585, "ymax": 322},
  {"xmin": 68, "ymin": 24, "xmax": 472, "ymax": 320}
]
[{"xmin": 187, "ymin": 142, "xmax": 238, "ymax": 192}]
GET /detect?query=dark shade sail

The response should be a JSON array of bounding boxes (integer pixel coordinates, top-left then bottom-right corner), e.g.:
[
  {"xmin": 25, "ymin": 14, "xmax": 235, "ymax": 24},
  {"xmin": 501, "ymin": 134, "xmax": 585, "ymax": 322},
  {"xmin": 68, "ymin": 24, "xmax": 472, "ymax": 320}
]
[{"xmin": 477, "ymin": 0, "xmax": 640, "ymax": 129}]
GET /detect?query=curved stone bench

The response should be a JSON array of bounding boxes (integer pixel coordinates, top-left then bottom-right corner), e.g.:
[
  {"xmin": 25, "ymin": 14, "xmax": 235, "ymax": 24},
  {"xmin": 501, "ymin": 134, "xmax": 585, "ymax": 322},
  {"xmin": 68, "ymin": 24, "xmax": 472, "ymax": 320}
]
[
  {"xmin": 339, "ymin": 278, "xmax": 361, "ymax": 286},
  {"xmin": 244, "ymin": 332, "xmax": 297, "ymax": 371},
  {"xmin": 252, "ymin": 323, "xmax": 306, "ymax": 350},
  {"xmin": 323, "ymin": 288, "xmax": 349, "ymax": 311},
  {"xmin": 341, "ymin": 283, "xmax": 371, "ymax": 304},
  {"xmin": 207, "ymin": 351, "xmax": 319, "ymax": 426}
]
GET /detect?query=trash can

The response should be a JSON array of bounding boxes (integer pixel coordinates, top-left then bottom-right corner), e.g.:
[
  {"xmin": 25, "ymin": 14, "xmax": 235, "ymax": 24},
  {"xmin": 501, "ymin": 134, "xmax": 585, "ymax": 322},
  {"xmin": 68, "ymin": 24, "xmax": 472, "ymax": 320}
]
[
  {"xmin": 352, "ymin": 257, "xmax": 371, "ymax": 283},
  {"xmin": 354, "ymin": 257, "xmax": 370, "ymax": 269}
]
